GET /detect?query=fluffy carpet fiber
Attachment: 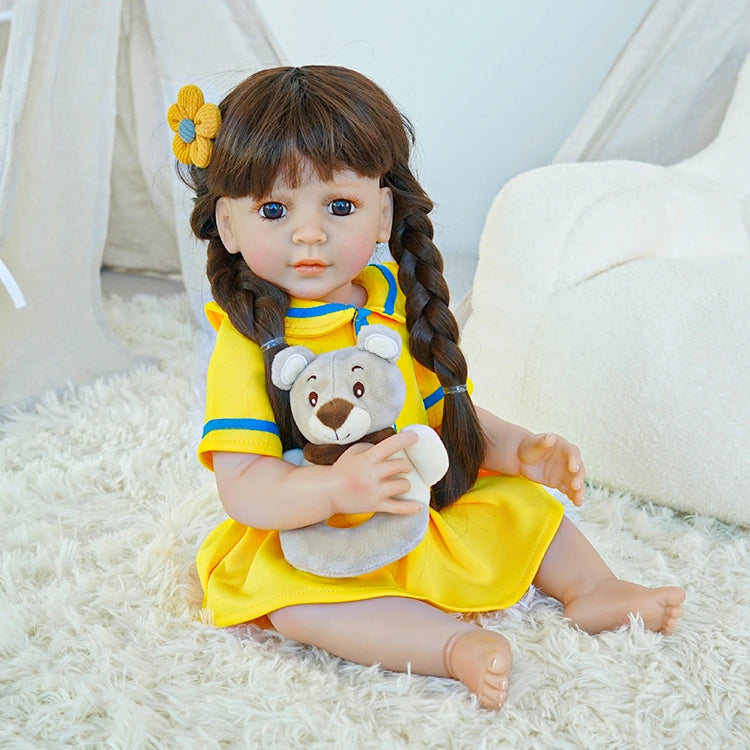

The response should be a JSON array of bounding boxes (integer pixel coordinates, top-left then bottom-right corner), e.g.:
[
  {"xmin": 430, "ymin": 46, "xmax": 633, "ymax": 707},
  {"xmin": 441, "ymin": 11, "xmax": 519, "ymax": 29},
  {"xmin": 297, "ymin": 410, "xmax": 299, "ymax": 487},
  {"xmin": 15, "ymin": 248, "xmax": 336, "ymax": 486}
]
[{"xmin": 1, "ymin": 293, "xmax": 748, "ymax": 748}]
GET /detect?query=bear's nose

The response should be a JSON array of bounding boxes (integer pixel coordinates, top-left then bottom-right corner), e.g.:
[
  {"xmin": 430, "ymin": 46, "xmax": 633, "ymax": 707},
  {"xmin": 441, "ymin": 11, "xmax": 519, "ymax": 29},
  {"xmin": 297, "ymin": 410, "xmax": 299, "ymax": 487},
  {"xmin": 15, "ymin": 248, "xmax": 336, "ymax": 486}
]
[{"xmin": 316, "ymin": 398, "xmax": 353, "ymax": 430}]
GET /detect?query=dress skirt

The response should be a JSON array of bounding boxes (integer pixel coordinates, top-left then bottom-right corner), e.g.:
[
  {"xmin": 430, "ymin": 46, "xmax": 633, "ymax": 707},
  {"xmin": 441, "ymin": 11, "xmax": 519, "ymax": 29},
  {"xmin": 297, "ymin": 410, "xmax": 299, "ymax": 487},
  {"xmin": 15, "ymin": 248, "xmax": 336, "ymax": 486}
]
[{"xmin": 196, "ymin": 475, "xmax": 565, "ymax": 627}]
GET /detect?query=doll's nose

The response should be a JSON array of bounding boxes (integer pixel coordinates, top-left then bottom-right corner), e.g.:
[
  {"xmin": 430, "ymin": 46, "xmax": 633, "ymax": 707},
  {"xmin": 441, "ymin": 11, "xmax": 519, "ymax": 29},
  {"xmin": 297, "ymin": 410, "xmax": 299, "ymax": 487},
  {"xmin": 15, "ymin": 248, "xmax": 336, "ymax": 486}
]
[{"xmin": 292, "ymin": 217, "xmax": 326, "ymax": 245}]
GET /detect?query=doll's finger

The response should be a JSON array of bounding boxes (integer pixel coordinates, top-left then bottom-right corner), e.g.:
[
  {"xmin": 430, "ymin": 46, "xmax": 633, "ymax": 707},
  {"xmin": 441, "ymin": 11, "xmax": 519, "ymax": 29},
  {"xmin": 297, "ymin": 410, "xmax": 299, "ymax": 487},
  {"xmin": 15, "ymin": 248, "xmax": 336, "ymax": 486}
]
[
  {"xmin": 340, "ymin": 437, "xmax": 410, "ymax": 463},
  {"xmin": 569, "ymin": 469, "xmax": 585, "ymax": 489},
  {"xmin": 566, "ymin": 444, "xmax": 583, "ymax": 474},
  {"xmin": 382, "ymin": 458, "xmax": 415, "ymax": 478},
  {"xmin": 380, "ymin": 497, "xmax": 424, "ymax": 515},
  {"xmin": 381, "ymin": 476, "xmax": 412, "ymax": 498},
  {"xmin": 564, "ymin": 470, "xmax": 585, "ymax": 502},
  {"xmin": 568, "ymin": 467, "xmax": 586, "ymax": 500},
  {"xmin": 569, "ymin": 485, "xmax": 585, "ymax": 506},
  {"xmin": 371, "ymin": 430, "xmax": 418, "ymax": 460},
  {"xmin": 518, "ymin": 432, "xmax": 555, "ymax": 464}
]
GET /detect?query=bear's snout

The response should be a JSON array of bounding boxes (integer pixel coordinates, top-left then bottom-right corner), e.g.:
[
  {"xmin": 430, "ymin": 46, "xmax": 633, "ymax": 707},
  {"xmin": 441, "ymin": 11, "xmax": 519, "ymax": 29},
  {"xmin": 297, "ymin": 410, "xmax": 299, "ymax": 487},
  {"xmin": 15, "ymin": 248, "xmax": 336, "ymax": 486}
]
[{"xmin": 316, "ymin": 398, "xmax": 354, "ymax": 430}]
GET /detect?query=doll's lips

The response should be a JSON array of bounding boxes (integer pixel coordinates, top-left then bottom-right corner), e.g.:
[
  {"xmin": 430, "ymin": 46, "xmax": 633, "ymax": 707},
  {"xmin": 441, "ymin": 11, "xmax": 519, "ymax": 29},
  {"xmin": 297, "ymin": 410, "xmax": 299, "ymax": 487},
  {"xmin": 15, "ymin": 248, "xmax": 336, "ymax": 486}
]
[{"xmin": 294, "ymin": 260, "xmax": 328, "ymax": 276}]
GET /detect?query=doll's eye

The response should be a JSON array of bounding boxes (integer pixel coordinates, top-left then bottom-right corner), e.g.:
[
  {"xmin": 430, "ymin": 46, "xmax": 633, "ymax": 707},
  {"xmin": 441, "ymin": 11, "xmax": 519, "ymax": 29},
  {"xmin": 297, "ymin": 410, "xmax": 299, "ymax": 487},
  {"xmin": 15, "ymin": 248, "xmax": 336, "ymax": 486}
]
[
  {"xmin": 328, "ymin": 199, "xmax": 355, "ymax": 216},
  {"xmin": 353, "ymin": 382, "xmax": 365, "ymax": 398},
  {"xmin": 308, "ymin": 392, "xmax": 318, "ymax": 407},
  {"xmin": 259, "ymin": 202, "xmax": 286, "ymax": 220}
]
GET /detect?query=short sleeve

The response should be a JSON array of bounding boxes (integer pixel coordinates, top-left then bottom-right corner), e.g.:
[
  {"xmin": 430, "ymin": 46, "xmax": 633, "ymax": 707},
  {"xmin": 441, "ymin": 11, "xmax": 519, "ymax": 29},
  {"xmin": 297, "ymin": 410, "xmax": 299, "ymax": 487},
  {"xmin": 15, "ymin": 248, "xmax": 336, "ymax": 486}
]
[{"xmin": 198, "ymin": 313, "xmax": 282, "ymax": 470}]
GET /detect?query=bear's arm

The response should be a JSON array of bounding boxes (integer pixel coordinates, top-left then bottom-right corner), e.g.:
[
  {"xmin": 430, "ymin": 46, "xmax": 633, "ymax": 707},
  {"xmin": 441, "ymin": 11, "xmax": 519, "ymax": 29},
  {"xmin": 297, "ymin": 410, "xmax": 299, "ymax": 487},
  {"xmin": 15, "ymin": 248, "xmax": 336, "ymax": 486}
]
[{"xmin": 401, "ymin": 424, "xmax": 449, "ymax": 487}]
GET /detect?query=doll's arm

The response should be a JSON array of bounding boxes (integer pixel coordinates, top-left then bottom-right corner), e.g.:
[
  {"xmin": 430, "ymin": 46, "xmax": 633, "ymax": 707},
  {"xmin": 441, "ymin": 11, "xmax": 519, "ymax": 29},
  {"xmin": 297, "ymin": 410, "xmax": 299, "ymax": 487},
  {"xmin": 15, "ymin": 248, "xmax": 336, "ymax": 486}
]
[
  {"xmin": 212, "ymin": 430, "xmax": 423, "ymax": 530},
  {"xmin": 476, "ymin": 406, "xmax": 535, "ymax": 475},
  {"xmin": 476, "ymin": 406, "xmax": 585, "ymax": 505}
]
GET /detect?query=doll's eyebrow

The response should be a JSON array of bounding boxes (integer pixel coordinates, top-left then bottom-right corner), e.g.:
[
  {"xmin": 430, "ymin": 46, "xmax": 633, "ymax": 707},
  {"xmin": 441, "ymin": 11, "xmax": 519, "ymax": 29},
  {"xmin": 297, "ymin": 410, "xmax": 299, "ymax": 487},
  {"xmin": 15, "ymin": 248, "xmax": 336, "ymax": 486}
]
[
  {"xmin": 352, "ymin": 366, "xmax": 363, "ymax": 372},
  {"xmin": 306, "ymin": 375, "xmax": 317, "ymax": 382}
]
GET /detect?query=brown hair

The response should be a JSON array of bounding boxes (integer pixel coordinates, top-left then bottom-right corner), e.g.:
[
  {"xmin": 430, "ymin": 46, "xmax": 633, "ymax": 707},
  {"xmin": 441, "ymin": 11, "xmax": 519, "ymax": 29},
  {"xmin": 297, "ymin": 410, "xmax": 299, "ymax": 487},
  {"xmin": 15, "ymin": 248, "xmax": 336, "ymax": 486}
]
[{"xmin": 180, "ymin": 65, "xmax": 485, "ymax": 510}]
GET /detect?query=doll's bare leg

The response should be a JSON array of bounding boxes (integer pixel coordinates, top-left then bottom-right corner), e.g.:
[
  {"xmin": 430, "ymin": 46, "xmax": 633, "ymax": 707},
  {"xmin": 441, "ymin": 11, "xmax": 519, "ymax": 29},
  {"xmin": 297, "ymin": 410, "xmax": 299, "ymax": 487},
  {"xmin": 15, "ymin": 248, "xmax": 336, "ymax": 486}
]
[
  {"xmin": 534, "ymin": 517, "xmax": 685, "ymax": 634},
  {"xmin": 268, "ymin": 597, "xmax": 511, "ymax": 710}
]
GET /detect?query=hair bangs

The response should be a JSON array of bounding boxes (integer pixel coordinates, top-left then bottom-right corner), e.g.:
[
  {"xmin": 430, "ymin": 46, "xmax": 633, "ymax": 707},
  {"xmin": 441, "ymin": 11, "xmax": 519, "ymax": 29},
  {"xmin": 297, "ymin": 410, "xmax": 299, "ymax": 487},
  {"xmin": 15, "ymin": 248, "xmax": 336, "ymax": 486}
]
[{"xmin": 208, "ymin": 66, "xmax": 407, "ymax": 200}]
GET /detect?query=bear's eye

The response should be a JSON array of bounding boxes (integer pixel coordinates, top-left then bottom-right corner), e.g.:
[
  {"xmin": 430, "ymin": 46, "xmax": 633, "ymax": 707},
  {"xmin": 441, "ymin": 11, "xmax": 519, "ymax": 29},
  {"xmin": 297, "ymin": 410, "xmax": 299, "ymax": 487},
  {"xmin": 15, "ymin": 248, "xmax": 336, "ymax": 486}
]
[
  {"xmin": 353, "ymin": 382, "xmax": 365, "ymax": 398},
  {"xmin": 308, "ymin": 392, "xmax": 318, "ymax": 407}
]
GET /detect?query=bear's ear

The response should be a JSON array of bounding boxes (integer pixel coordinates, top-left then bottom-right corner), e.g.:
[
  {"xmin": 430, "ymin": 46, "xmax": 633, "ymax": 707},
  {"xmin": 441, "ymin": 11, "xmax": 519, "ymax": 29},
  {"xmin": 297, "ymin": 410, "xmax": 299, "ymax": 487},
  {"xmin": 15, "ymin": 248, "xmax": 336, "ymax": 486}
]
[
  {"xmin": 271, "ymin": 346, "xmax": 316, "ymax": 390},
  {"xmin": 356, "ymin": 325, "xmax": 402, "ymax": 363}
]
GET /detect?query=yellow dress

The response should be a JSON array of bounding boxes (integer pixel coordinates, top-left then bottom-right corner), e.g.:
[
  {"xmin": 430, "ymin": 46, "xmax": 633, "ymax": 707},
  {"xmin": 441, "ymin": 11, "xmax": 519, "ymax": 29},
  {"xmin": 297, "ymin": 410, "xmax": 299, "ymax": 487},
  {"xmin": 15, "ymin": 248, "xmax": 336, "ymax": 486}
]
[{"xmin": 196, "ymin": 263, "xmax": 564, "ymax": 627}]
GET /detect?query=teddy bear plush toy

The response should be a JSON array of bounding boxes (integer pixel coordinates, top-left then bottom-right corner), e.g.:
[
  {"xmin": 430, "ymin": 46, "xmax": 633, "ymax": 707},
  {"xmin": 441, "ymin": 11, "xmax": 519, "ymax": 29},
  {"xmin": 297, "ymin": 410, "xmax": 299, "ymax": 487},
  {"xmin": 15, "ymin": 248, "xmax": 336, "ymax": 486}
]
[{"xmin": 270, "ymin": 325, "xmax": 449, "ymax": 578}]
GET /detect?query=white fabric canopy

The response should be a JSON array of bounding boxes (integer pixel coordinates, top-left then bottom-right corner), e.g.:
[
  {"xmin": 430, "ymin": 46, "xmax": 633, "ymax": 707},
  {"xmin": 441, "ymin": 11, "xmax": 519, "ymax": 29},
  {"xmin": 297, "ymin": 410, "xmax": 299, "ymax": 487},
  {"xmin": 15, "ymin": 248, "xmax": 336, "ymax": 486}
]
[
  {"xmin": 555, "ymin": 0, "xmax": 750, "ymax": 165},
  {"xmin": 0, "ymin": 0, "xmax": 281, "ymax": 409}
]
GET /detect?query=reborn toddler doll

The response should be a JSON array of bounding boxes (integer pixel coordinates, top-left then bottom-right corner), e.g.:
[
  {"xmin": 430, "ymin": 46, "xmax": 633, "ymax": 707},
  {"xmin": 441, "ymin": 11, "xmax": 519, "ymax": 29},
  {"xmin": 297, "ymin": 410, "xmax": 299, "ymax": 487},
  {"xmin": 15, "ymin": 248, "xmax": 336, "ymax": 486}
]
[{"xmin": 168, "ymin": 66, "xmax": 685, "ymax": 710}]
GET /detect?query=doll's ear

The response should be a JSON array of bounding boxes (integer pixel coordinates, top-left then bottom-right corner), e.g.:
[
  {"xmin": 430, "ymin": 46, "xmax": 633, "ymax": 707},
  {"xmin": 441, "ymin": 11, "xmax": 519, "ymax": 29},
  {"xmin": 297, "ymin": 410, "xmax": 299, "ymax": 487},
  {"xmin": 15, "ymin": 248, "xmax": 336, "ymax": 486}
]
[
  {"xmin": 271, "ymin": 346, "xmax": 316, "ymax": 390},
  {"xmin": 215, "ymin": 197, "xmax": 241, "ymax": 254},
  {"xmin": 356, "ymin": 325, "xmax": 401, "ymax": 362},
  {"xmin": 377, "ymin": 186, "xmax": 394, "ymax": 243}
]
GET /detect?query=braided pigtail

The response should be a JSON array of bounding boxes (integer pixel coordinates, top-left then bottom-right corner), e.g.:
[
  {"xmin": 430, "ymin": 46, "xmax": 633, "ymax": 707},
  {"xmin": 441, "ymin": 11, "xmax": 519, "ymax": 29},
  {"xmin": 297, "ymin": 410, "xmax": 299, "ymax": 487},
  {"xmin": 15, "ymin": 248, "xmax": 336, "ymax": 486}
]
[
  {"xmin": 191, "ymin": 185, "xmax": 302, "ymax": 452},
  {"xmin": 385, "ymin": 167, "xmax": 486, "ymax": 510}
]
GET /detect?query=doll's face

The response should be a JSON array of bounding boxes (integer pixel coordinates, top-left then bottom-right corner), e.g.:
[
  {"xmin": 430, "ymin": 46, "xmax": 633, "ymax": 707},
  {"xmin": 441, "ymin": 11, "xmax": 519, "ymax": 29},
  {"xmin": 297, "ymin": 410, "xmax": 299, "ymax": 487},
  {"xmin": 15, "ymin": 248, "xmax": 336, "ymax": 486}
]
[{"xmin": 215, "ymin": 162, "xmax": 393, "ymax": 306}]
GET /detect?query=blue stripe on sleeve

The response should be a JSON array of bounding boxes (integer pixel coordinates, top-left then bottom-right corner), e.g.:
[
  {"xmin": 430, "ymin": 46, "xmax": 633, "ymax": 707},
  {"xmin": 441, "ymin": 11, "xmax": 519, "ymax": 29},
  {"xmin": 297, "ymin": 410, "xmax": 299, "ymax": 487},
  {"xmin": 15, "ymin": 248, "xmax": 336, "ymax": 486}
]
[
  {"xmin": 202, "ymin": 418, "xmax": 280, "ymax": 438},
  {"xmin": 422, "ymin": 387, "xmax": 444, "ymax": 410}
]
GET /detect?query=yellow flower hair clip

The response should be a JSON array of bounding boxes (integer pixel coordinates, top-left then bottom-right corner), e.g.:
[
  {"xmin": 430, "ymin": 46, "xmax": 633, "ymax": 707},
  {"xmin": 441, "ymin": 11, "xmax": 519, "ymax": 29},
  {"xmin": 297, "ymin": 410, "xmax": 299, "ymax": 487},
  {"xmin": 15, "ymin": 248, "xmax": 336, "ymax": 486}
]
[{"xmin": 167, "ymin": 85, "xmax": 221, "ymax": 168}]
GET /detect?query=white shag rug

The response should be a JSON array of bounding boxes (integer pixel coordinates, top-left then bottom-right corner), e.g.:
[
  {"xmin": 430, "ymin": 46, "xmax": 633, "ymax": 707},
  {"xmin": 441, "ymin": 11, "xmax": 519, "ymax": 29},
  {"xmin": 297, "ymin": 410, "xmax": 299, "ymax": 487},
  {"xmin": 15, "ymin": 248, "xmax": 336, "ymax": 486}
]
[{"xmin": 1, "ymin": 292, "xmax": 748, "ymax": 749}]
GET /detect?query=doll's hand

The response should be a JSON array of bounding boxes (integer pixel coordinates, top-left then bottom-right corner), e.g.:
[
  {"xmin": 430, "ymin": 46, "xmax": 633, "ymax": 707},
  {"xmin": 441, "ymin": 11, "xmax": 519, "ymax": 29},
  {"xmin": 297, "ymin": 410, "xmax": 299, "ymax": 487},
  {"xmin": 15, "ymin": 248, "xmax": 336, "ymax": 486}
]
[
  {"xmin": 329, "ymin": 431, "xmax": 424, "ymax": 516},
  {"xmin": 517, "ymin": 433, "xmax": 586, "ymax": 506}
]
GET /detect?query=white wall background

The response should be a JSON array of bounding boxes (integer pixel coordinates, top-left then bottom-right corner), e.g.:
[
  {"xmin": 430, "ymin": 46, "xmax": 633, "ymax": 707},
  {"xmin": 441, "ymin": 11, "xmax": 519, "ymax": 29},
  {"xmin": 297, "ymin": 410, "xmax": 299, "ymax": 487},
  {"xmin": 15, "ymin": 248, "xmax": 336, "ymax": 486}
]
[{"xmin": 255, "ymin": 0, "xmax": 653, "ymax": 300}]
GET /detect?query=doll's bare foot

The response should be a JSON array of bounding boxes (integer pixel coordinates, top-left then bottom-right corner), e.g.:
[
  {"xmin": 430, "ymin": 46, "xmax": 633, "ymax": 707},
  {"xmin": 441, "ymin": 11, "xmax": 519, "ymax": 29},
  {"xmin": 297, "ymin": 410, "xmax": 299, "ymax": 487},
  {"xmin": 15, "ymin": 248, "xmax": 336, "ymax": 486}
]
[
  {"xmin": 444, "ymin": 629, "xmax": 512, "ymax": 710},
  {"xmin": 564, "ymin": 579, "xmax": 685, "ymax": 635}
]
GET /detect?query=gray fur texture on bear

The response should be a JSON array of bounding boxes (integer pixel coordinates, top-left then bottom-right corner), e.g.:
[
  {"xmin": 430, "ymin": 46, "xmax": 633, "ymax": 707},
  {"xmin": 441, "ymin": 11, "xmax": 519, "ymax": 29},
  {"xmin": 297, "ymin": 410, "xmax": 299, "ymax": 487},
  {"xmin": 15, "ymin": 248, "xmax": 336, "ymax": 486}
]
[{"xmin": 271, "ymin": 325, "xmax": 449, "ymax": 578}]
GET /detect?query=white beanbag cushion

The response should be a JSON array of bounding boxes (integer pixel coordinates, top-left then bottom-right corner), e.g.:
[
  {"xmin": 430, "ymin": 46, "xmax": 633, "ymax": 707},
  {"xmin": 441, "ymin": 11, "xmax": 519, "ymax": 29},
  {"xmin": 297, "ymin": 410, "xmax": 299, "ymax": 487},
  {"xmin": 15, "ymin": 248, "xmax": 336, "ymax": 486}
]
[
  {"xmin": 463, "ymin": 52, "xmax": 750, "ymax": 527},
  {"xmin": 462, "ymin": 159, "xmax": 750, "ymax": 527}
]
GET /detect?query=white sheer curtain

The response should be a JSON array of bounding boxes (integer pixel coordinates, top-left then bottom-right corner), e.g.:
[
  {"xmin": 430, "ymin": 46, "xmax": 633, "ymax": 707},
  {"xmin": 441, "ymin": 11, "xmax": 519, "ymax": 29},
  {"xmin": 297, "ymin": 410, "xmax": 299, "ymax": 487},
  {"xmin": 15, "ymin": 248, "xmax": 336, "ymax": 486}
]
[
  {"xmin": 554, "ymin": 0, "xmax": 750, "ymax": 165},
  {"xmin": 0, "ymin": 0, "xmax": 281, "ymax": 409}
]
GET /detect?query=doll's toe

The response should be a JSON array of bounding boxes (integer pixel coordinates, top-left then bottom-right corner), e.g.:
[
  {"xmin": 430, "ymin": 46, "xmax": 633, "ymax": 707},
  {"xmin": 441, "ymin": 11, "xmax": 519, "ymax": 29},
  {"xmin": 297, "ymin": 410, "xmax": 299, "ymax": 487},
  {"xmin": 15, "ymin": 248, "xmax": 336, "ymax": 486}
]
[
  {"xmin": 481, "ymin": 670, "xmax": 509, "ymax": 709},
  {"xmin": 444, "ymin": 628, "xmax": 512, "ymax": 711}
]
